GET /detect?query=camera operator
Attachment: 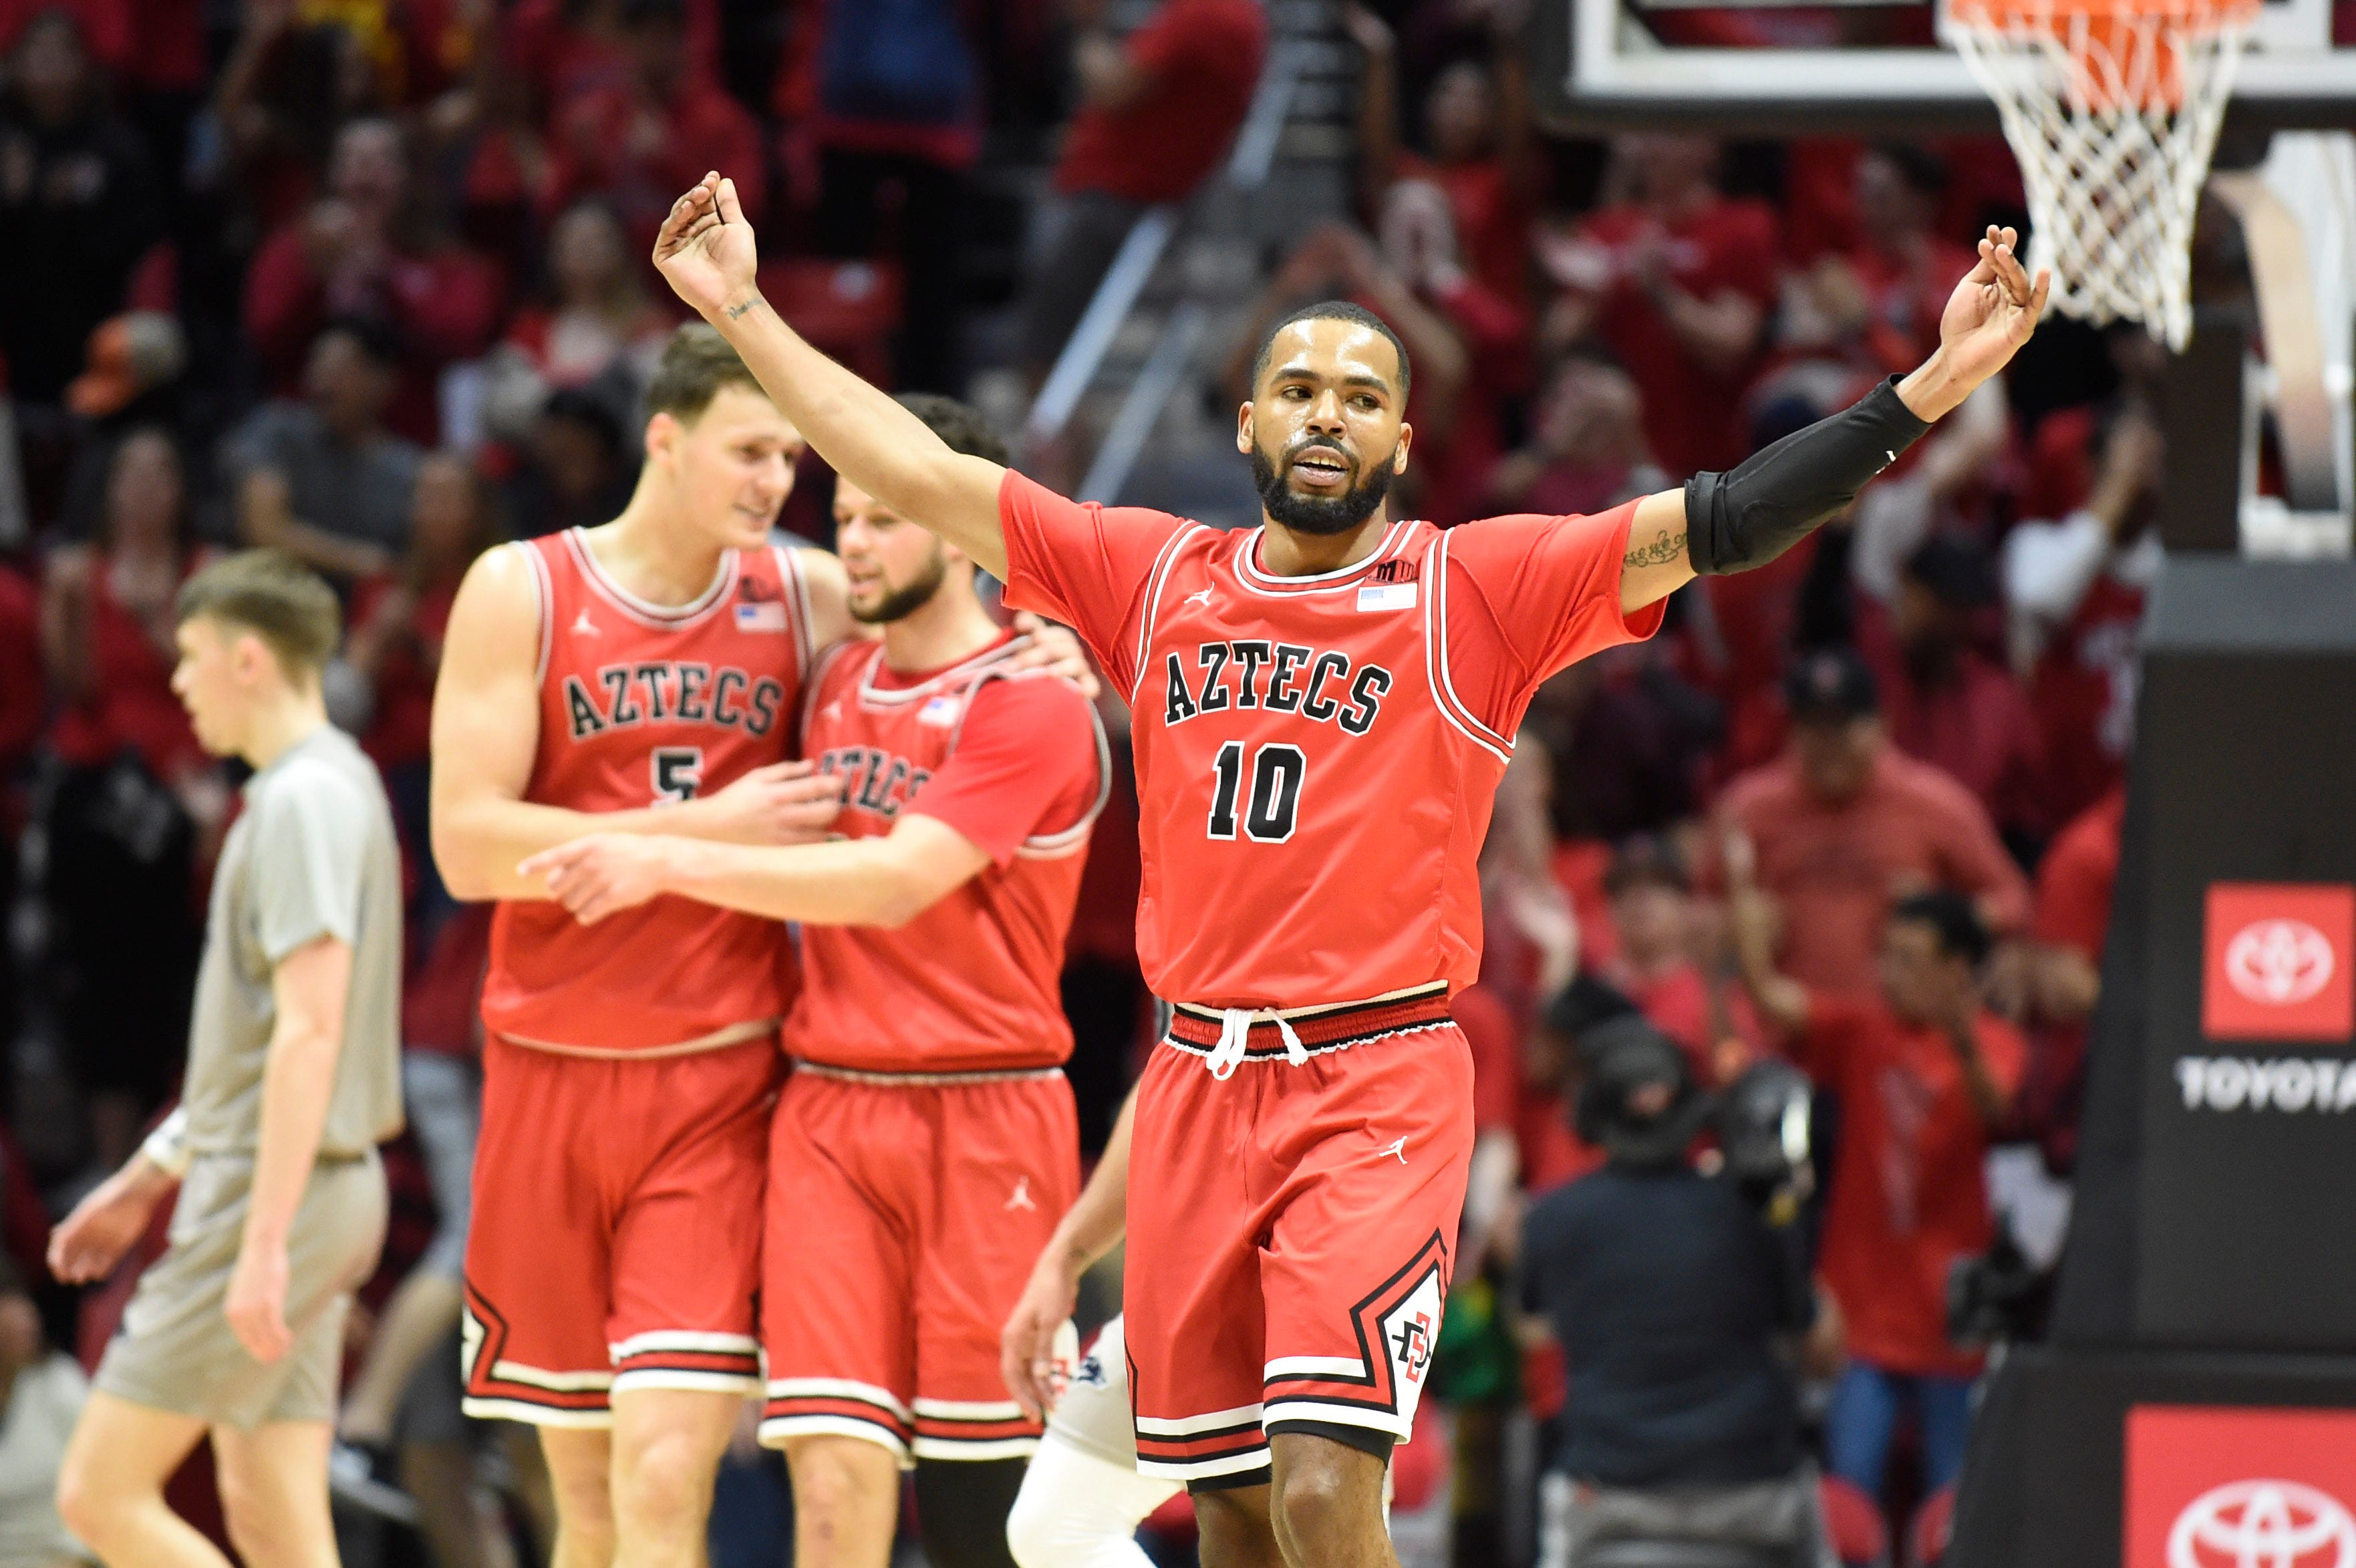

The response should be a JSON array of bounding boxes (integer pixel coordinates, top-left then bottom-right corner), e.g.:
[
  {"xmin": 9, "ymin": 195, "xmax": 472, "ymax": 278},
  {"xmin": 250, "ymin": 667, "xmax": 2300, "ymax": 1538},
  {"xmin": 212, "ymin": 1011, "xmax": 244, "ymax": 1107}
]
[{"xmin": 1519, "ymin": 1014, "xmax": 1837, "ymax": 1568}]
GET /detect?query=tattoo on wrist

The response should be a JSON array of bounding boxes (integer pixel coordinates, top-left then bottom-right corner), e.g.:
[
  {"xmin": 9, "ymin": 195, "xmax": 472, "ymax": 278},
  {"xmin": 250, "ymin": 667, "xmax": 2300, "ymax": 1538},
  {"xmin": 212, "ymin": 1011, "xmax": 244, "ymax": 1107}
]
[
  {"xmin": 1624, "ymin": 529, "xmax": 1686, "ymax": 569},
  {"xmin": 724, "ymin": 297, "xmax": 758, "ymax": 320}
]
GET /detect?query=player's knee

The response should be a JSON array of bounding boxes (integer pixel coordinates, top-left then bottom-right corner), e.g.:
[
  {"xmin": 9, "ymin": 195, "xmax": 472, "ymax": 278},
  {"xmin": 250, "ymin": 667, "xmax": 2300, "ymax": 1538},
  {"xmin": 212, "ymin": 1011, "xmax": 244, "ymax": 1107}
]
[
  {"xmin": 53, "ymin": 1450, "xmax": 122, "ymax": 1549},
  {"xmin": 788, "ymin": 1437, "xmax": 890, "ymax": 1529},
  {"xmin": 1003, "ymin": 1478, "xmax": 1062, "ymax": 1568},
  {"xmin": 1270, "ymin": 1447, "xmax": 1376, "ymax": 1547},
  {"xmin": 216, "ymin": 1476, "xmax": 306, "ymax": 1568},
  {"xmin": 610, "ymin": 1427, "xmax": 720, "ymax": 1533}
]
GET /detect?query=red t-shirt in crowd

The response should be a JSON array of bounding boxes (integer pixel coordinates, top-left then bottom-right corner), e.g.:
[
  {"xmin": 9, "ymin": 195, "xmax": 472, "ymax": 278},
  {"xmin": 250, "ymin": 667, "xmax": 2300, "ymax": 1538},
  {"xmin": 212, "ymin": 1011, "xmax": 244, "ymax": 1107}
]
[
  {"xmin": 2029, "ymin": 568, "xmax": 2145, "ymax": 832},
  {"xmin": 1454, "ymin": 981, "xmax": 1523, "ymax": 1136},
  {"xmin": 1399, "ymin": 152, "xmax": 1531, "ymax": 311},
  {"xmin": 402, "ymin": 903, "xmax": 493, "ymax": 1058},
  {"xmin": 786, "ymin": 633, "xmax": 1106, "ymax": 1074},
  {"xmin": 243, "ymin": 225, "xmax": 505, "ymax": 447},
  {"xmin": 2033, "ymin": 787, "xmax": 2124, "ymax": 961},
  {"xmin": 1860, "ymin": 624, "xmax": 2045, "ymax": 840},
  {"xmin": 1711, "ymin": 746, "xmax": 2031, "ymax": 996},
  {"xmin": 352, "ymin": 576, "xmax": 459, "ymax": 778},
  {"xmin": 1054, "ymin": 0, "xmax": 1268, "ymax": 206},
  {"xmin": 542, "ymin": 79, "xmax": 768, "ymax": 245},
  {"xmin": 1618, "ymin": 962, "xmax": 1764, "ymax": 1082},
  {"xmin": 1796, "ymin": 991, "xmax": 2027, "ymax": 1377},
  {"xmin": 1567, "ymin": 199, "xmax": 1780, "ymax": 476},
  {"xmin": 503, "ymin": 0, "xmax": 723, "ymax": 117},
  {"xmin": 44, "ymin": 551, "xmax": 209, "ymax": 784}
]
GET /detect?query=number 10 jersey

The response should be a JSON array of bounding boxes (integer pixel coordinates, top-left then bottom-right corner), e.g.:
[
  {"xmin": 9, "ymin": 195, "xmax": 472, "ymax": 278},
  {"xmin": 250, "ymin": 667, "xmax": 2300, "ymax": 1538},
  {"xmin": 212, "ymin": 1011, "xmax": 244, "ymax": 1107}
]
[
  {"xmin": 998, "ymin": 472, "xmax": 1665, "ymax": 1011},
  {"xmin": 479, "ymin": 528, "xmax": 816, "ymax": 1053}
]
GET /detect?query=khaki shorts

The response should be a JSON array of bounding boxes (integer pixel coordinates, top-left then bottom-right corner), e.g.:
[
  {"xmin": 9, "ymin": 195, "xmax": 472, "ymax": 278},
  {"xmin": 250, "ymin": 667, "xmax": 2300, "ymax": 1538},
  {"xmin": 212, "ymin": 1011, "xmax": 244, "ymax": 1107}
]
[{"xmin": 97, "ymin": 1150, "xmax": 388, "ymax": 1430}]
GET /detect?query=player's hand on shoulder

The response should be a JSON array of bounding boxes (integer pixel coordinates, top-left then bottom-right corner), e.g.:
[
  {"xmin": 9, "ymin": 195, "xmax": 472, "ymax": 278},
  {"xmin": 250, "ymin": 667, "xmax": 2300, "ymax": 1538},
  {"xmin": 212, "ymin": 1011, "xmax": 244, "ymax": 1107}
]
[
  {"xmin": 1006, "ymin": 612, "xmax": 1101, "ymax": 700},
  {"xmin": 695, "ymin": 759, "xmax": 844, "ymax": 845},
  {"xmin": 225, "ymin": 1237, "xmax": 293, "ymax": 1363},
  {"xmin": 653, "ymin": 172, "xmax": 760, "ymax": 321}
]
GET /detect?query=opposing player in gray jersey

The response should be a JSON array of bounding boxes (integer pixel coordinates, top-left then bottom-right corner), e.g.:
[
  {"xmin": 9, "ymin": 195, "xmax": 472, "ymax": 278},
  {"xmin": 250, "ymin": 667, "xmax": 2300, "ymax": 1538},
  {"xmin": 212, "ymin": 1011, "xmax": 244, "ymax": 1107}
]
[{"xmin": 50, "ymin": 549, "xmax": 405, "ymax": 1568}]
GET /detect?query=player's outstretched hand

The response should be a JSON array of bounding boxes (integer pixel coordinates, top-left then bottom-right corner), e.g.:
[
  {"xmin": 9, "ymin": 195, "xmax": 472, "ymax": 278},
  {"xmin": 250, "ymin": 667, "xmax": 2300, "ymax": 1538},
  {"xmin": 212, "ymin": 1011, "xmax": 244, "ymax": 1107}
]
[
  {"xmin": 48, "ymin": 1163, "xmax": 169, "ymax": 1283},
  {"xmin": 696, "ymin": 760, "xmax": 844, "ymax": 845},
  {"xmin": 653, "ymin": 172, "xmax": 760, "ymax": 321},
  {"xmin": 1000, "ymin": 1247, "xmax": 1081, "ymax": 1422},
  {"xmin": 1933, "ymin": 225, "xmax": 2050, "ymax": 395},
  {"xmin": 225, "ymin": 1237, "xmax": 293, "ymax": 1363},
  {"xmin": 1006, "ymin": 613, "xmax": 1101, "ymax": 700},
  {"xmin": 520, "ymin": 834, "xmax": 672, "ymax": 925}
]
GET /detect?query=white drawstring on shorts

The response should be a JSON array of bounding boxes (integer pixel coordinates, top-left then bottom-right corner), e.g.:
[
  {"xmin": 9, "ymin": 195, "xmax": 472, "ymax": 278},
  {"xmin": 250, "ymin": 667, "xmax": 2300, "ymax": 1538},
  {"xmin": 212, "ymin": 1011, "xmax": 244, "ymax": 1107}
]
[{"xmin": 1205, "ymin": 1007, "xmax": 1308, "ymax": 1079}]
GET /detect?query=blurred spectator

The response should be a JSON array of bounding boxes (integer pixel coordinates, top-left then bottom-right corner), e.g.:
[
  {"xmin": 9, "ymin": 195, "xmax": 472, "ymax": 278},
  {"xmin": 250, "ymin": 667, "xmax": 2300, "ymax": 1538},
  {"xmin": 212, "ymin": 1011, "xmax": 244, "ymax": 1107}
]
[
  {"xmin": 1598, "ymin": 836, "xmax": 1759, "ymax": 1084},
  {"xmin": 790, "ymin": 0, "xmax": 984, "ymax": 392},
  {"xmin": 1710, "ymin": 647, "xmax": 2029, "ymax": 997},
  {"xmin": 37, "ymin": 428, "xmax": 218, "ymax": 1172},
  {"xmin": 0, "ymin": 1254, "xmax": 88, "ymax": 1568},
  {"xmin": 1864, "ymin": 535, "xmax": 2043, "ymax": 848},
  {"xmin": 2019, "ymin": 785, "xmax": 2123, "ymax": 1172},
  {"xmin": 2005, "ymin": 406, "xmax": 2162, "ymax": 832},
  {"xmin": 1521, "ymin": 1019, "xmax": 1828, "ymax": 1568},
  {"xmin": 481, "ymin": 200, "xmax": 674, "ymax": 442},
  {"xmin": 1483, "ymin": 355, "xmax": 1662, "ymax": 520},
  {"xmin": 244, "ymin": 116, "xmax": 504, "ymax": 444},
  {"xmin": 1346, "ymin": 2, "xmax": 1533, "ymax": 311},
  {"xmin": 500, "ymin": 384, "xmax": 636, "ymax": 537},
  {"xmin": 1523, "ymin": 652, "xmax": 1707, "ymax": 845},
  {"xmin": 1018, "ymin": 0, "xmax": 1267, "ymax": 385},
  {"xmin": 1536, "ymin": 134, "xmax": 1776, "ymax": 476},
  {"xmin": 0, "ymin": 9, "xmax": 163, "ymax": 406},
  {"xmin": 1455, "ymin": 982, "xmax": 1527, "ymax": 1279},
  {"xmin": 347, "ymin": 452, "xmax": 502, "ymax": 854},
  {"xmin": 540, "ymin": 0, "xmax": 764, "ymax": 250},
  {"xmin": 227, "ymin": 317, "xmax": 426, "ymax": 582},
  {"xmin": 1729, "ymin": 875, "xmax": 2026, "ymax": 1505},
  {"xmin": 214, "ymin": 5, "xmax": 393, "ymax": 230},
  {"xmin": 1776, "ymin": 145, "xmax": 1975, "ymax": 391}
]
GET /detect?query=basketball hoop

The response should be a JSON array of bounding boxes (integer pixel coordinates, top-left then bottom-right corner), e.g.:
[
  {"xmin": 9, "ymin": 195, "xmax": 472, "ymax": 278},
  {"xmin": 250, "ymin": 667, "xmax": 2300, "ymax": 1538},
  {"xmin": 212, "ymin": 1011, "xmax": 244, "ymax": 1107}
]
[{"xmin": 1947, "ymin": 0, "xmax": 2262, "ymax": 349}]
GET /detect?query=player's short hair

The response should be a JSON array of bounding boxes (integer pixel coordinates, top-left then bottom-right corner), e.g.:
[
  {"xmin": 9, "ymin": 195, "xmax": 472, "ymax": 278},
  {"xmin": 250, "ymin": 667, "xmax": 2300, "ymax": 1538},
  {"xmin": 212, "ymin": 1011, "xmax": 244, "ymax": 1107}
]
[
  {"xmin": 645, "ymin": 323, "xmax": 766, "ymax": 426},
  {"xmin": 1890, "ymin": 889, "xmax": 1993, "ymax": 968},
  {"xmin": 174, "ymin": 548, "xmax": 342, "ymax": 678},
  {"xmin": 894, "ymin": 393, "xmax": 1008, "ymax": 466},
  {"xmin": 1249, "ymin": 300, "xmax": 1412, "ymax": 404}
]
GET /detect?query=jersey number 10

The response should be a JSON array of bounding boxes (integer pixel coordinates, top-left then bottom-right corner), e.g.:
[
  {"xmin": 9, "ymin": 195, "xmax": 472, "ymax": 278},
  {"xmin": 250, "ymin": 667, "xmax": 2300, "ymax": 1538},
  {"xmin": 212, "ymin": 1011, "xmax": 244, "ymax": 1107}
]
[{"xmin": 1207, "ymin": 742, "xmax": 1303, "ymax": 842}]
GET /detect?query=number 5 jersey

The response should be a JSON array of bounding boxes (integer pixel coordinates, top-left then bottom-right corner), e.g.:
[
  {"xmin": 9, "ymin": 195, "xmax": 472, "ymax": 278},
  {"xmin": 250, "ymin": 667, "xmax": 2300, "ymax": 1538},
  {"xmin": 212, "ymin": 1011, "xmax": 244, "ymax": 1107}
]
[{"xmin": 478, "ymin": 529, "xmax": 817, "ymax": 1054}]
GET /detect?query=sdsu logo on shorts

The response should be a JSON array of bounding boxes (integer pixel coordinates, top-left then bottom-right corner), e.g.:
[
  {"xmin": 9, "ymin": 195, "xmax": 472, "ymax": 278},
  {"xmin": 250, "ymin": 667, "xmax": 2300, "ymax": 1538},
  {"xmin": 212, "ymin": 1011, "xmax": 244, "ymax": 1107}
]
[{"xmin": 1258, "ymin": 1234, "xmax": 1450, "ymax": 1442}]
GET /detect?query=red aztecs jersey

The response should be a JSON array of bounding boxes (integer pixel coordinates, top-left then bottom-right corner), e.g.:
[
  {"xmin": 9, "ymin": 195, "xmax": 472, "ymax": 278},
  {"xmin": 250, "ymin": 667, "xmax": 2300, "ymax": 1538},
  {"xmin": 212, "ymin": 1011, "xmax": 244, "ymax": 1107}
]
[
  {"xmin": 480, "ymin": 529, "xmax": 816, "ymax": 1052},
  {"xmin": 999, "ymin": 472, "xmax": 1664, "ymax": 1010},
  {"xmin": 784, "ymin": 632, "xmax": 1108, "ymax": 1074}
]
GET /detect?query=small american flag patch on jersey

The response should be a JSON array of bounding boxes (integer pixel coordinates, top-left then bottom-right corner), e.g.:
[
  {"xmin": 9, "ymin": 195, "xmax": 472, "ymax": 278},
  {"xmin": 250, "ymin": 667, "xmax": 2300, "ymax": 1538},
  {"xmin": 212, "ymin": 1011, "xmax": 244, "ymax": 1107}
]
[
  {"xmin": 736, "ymin": 601, "xmax": 788, "ymax": 633},
  {"xmin": 1357, "ymin": 582, "xmax": 1417, "ymax": 612},
  {"xmin": 918, "ymin": 695, "xmax": 964, "ymax": 727}
]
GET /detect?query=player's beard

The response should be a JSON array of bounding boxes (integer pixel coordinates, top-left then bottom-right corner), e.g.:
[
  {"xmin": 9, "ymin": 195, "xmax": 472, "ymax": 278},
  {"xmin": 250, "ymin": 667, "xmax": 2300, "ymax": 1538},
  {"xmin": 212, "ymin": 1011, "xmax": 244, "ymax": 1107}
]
[
  {"xmin": 849, "ymin": 547, "xmax": 950, "ymax": 625},
  {"xmin": 1250, "ymin": 435, "xmax": 1397, "ymax": 536}
]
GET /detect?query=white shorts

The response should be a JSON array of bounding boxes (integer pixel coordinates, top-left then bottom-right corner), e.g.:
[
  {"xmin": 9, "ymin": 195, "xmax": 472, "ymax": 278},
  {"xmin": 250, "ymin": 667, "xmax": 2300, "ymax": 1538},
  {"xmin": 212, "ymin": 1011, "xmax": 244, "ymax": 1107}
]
[{"xmin": 1048, "ymin": 1313, "xmax": 1143, "ymax": 1466}]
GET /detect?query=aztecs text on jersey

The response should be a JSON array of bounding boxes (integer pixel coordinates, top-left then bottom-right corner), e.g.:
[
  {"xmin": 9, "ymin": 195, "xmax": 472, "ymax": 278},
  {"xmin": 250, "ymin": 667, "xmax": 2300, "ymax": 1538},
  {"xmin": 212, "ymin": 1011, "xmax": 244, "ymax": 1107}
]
[
  {"xmin": 999, "ymin": 474, "xmax": 1662, "ymax": 1009},
  {"xmin": 787, "ymin": 633, "xmax": 1109, "ymax": 1074},
  {"xmin": 480, "ymin": 529, "xmax": 815, "ymax": 1052}
]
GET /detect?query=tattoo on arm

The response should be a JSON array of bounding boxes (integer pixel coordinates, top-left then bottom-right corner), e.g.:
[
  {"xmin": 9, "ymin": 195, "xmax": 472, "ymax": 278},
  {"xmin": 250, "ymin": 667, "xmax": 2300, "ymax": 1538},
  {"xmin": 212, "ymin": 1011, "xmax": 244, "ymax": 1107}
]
[
  {"xmin": 1624, "ymin": 529, "xmax": 1686, "ymax": 569},
  {"xmin": 725, "ymin": 298, "xmax": 758, "ymax": 320}
]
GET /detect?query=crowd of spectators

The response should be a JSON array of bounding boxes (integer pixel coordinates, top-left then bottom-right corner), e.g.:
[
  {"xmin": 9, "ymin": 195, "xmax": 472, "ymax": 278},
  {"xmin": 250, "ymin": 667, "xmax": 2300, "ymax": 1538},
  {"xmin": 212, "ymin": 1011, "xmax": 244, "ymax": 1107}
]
[{"xmin": 0, "ymin": 0, "xmax": 2188, "ymax": 1565}]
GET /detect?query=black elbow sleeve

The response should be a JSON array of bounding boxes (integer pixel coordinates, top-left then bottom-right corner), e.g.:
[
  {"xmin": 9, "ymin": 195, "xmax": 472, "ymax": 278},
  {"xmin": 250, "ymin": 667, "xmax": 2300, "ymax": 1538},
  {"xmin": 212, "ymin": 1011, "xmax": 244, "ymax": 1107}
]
[{"xmin": 1682, "ymin": 375, "xmax": 1932, "ymax": 577}]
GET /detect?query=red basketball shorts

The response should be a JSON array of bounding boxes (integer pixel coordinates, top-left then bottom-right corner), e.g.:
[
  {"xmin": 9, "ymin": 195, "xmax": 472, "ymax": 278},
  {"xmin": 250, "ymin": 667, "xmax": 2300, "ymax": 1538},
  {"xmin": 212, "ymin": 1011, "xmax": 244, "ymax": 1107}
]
[
  {"xmin": 461, "ymin": 1036, "xmax": 782, "ymax": 1426},
  {"xmin": 758, "ymin": 1064, "xmax": 1079, "ymax": 1464},
  {"xmin": 1125, "ymin": 988, "xmax": 1474, "ymax": 1490}
]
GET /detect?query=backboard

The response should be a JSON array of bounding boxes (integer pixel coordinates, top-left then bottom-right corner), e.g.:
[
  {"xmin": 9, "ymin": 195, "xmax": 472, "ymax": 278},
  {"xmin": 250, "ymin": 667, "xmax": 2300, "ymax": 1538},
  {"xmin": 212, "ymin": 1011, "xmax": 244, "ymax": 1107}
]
[{"xmin": 1533, "ymin": 0, "xmax": 2356, "ymax": 130}]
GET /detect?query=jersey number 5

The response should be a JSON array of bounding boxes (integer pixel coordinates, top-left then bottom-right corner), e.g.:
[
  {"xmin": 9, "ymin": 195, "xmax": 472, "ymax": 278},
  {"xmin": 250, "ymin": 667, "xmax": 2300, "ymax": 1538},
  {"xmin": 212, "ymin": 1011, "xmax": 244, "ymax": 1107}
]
[
  {"xmin": 652, "ymin": 747, "xmax": 704, "ymax": 802},
  {"xmin": 1207, "ymin": 742, "xmax": 1303, "ymax": 842}
]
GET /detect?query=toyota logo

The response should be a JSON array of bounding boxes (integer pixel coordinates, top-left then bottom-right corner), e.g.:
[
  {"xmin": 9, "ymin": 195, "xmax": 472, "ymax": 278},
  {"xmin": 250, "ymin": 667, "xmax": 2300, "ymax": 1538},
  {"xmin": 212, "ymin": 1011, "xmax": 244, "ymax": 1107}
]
[
  {"xmin": 2225, "ymin": 921, "xmax": 2337, "ymax": 1007},
  {"xmin": 2170, "ymin": 1479, "xmax": 2356, "ymax": 1568}
]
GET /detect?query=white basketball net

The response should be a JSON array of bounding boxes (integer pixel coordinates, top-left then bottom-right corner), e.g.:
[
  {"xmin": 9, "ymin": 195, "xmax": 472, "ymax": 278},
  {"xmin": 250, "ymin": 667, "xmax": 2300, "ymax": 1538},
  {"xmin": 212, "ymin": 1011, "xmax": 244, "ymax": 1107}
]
[{"xmin": 1949, "ymin": 0, "xmax": 2258, "ymax": 348}]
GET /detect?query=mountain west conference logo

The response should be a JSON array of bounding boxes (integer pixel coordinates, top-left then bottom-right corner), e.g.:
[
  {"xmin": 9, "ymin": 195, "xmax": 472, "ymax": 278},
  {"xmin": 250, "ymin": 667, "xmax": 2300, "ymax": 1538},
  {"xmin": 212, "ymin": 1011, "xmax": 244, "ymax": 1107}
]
[{"xmin": 2168, "ymin": 1480, "xmax": 2356, "ymax": 1568}]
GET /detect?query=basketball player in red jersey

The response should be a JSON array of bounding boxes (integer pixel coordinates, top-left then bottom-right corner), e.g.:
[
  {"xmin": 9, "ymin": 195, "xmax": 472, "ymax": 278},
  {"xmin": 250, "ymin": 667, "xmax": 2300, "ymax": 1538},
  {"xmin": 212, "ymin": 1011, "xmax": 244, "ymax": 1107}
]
[
  {"xmin": 649, "ymin": 171, "xmax": 2047, "ymax": 1568},
  {"xmin": 521, "ymin": 394, "xmax": 1105, "ymax": 1568},
  {"xmin": 430, "ymin": 332, "xmax": 1088, "ymax": 1568}
]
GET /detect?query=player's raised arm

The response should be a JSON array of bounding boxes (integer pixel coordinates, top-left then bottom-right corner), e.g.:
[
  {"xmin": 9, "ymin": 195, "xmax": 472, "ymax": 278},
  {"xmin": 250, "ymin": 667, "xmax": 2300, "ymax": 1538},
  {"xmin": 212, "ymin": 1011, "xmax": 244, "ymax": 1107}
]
[
  {"xmin": 1617, "ymin": 226, "xmax": 2050, "ymax": 613},
  {"xmin": 654, "ymin": 174, "xmax": 1013, "ymax": 578},
  {"xmin": 428, "ymin": 546, "xmax": 839, "ymax": 901}
]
